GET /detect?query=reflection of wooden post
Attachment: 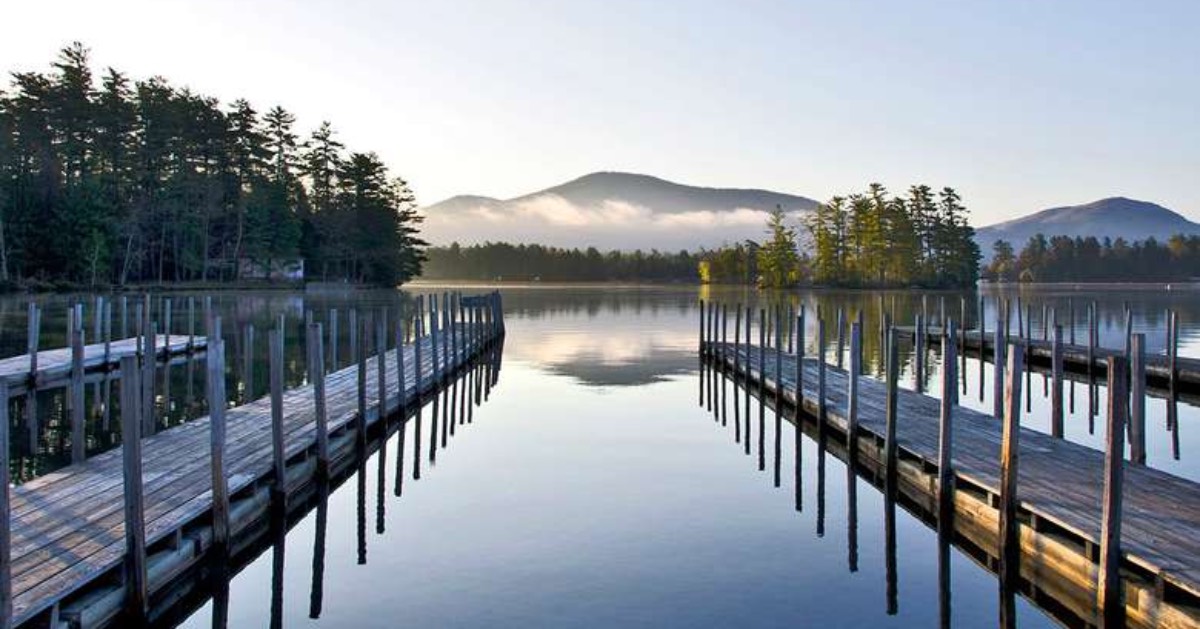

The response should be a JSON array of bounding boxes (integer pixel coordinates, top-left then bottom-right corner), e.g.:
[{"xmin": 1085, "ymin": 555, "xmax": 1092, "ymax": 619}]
[
  {"xmin": 998, "ymin": 342, "xmax": 1024, "ymax": 629},
  {"xmin": 1130, "ymin": 334, "xmax": 1146, "ymax": 465},
  {"xmin": 307, "ymin": 323, "xmax": 329, "ymax": 472},
  {"xmin": 207, "ymin": 339, "xmax": 230, "ymax": 549},
  {"xmin": 1099, "ymin": 356, "xmax": 1128, "ymax": 626},
  {"xmin": 119, "ymin": 356, "xmax": 147, "ymax": 621}
]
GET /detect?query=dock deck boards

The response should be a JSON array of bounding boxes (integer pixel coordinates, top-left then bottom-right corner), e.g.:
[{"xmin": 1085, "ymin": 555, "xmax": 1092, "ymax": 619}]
[
  {"xmin": 7, "ymin": 327, "xmax": 475, "ymax": 625},
  {"xmin": 894, "ymin": 325, "xmax": 1200, "ymax": 387},
  {"xmin": 711, "ymin": 341, "xmax": 1200, "ymax": 600},
  {"xmin": 0, "ymin": 334, "xmax": 205, "ymax": 395}
]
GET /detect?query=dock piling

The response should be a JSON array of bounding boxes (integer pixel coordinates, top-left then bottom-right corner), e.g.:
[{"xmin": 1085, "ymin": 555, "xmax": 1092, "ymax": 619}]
[
  {"xmin": 998, "ymin": 340, "xmax": 1024, "ymax": 629},
  {"xmin": 1052, "ymin": 325, "xmax": 1064, "ymax": 438},
  {"xmin": 1130, "ymin": 333, "xmax": 1146, "ymax": 464},
  {"xmin": 119, "ymin": 356, "xmax": 147, "ymax": 622},
  {"xmin": 269, "ymin": 327, "xmax": 286, "ymax": 498},
  {"xmin": 70, "ymin": 314, "xmax": 85, "ymax": 464},
  {"xmin": 884, "ymin": 327, "xmax": 899, "ymax": 499},
  {"xmin": 307, "ymin": 323, "xmax": 329, "ymax": 472},
  {"xmin": 1099, "ymin": 355, "xmax": 1129, "ymax": 626},
  {"xmin": 207, "ymin": 337, "xmax": 230, "ymax": 550}
]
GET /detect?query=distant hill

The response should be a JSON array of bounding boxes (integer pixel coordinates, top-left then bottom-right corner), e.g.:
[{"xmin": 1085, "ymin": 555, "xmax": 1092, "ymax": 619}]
[
  {"xmin": 975, "ymin": 197, "xmax": 1200, "ymax": 255},
  {"xmin": 419, "ymin": 172, "xmax": 818, "ymax": 251}
]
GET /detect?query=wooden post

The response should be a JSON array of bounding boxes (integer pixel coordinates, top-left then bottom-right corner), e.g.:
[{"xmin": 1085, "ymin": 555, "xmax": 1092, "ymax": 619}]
[
  {"xmin": 357, "ymin": 315, "xmax": 369, "ymax": 445},
  {"xmin": 1051, "ymin": 325, "xmax": 1064, "ymax": 438},
  {"xmin": 70, "ymin": 316, "xmax": 86, "ymax": 463},
  {"xmin": 938, "ymin": 320, "xmax": 956, "ymax": 518},
  {"xmin": 817, "ymin": 315, "xmax": 826, "ymax": 426},
  {"xmin": 431, "ymin": 298, "xmax": 441, "ymax": 384},
  {"xmin": 142, "ymin": 320, "xmax": 156, "ymax": 434},
  {"xmin": 415, "ymin": 299, "xmax": 426, "ymax": 396},
  {"xmin": 329, "ymin": 308, "xmax": 339, "ymax": 372},
  {"xmin": 1024, "ymin": 303, "xmax": 1033, "ymax": 414},
  {"xmin": 847, "ymin": 321, "xmax": 861, "ymax": 453},
  {"xmin": 269, "ymin": 327, "xmax": 286, "ymax": 498},
  {"xmin": 206, "ymin": 337, "xmax": 230, "ymax": 549},
  {"xmin": 733, "ymin": 305, "xmax": 742, "ymax": 376},
  {"xmin": 1130, "ymin": 334, "xmax": 1146, "ymax": 465},
  {"xmin": 163, "ymin": 297, "xmax": 172, "ymax": 349},
  {"xmin": 796, "ymin": 306, "xmax": 806, "ymax": 413},
  {"xmin": 721, "ymin": 303, "xmax": 729, "ymax": 426},
  {"xmin": 774, "ymin": 305, "xmax": 782, "ymax": 409},
  {"xmin": 993, "ymin": 314, "xmax": 1005, "ymax": 419},
  {"xmin": 1064, "ymin": 298, "xmax": 1073, "ymax": 344},
  {"xmin": 915, "ymin": 313, "xmax": 925, "ymax": 394},
  {"xmin": 1169, "ymin": 310, "xmax": 1179, "ymax": 430},
  {"xmin": 836, "ymin": 308, "xmax": 845, "ymax": 369},
  {"xmin": 118, "ymin": 356, "xmax": 147, "ymax": 620},
  {"xmin": 884, "ymin": 327, "xmax": 899, "ymax": 499},
  {"xmin": 998, "ymin": 341, "xmax": 1024, "ymax": 629},
  {"xmin": 349, "ymin": 309, "xmax": 359, "ymax": 371},
  {"xmin": 1124, "ymin": 306, "xmax": 1133, "ymax": 368},
  {"xmin": 396, "ymin": 307, "xmax": 409, "ymax": 412},
  {"xmin": 188, "ymin": 297, "xmax": 196, "ymax": 350},
  {"xmin": 1098, "ymin": 355, "xmax": 1128, "ymax": 626},
  {"xmin": 307, "ymin": 323, "xmax": 329, "ymax": 472},
  {"xmin": 377, "ymin": 309, "xmax": 389, "ymax": 417},
  {"xmin": 243, "ymin": 323, "xmax": 255, "ymax": 402},
  {"xmin": 0, "ymin": 386, "xmax": 9, "ymax": 629}
]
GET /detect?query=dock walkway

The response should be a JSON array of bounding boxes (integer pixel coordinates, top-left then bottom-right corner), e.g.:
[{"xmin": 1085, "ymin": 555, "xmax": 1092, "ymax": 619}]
[
  {"xmin": 0, "ymin": 335, "xmax": 204, "ymax": 396},
  {"xmin": 707, "ymin": 339, "xmax": 1200, "ymax": 624},
  {"xmin": 6, "ymin": 303, "xmax": 501, "ymax": 627}
]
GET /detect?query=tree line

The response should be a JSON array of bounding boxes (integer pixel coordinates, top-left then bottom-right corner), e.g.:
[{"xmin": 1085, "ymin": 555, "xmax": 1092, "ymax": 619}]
[
  {"xmin": 422, "ymin": 242, "xmax": 699, "ymax": 282},
  {"xmin": 700, "ymin": 184, "xmax": 982, "ymax": 288},
  {"xmin": 0, "ymin": 43, "xmax": 426, "ymax": 288},
  {"xmin": 984, "ymin": 234, "xmax": 1200, "ymax": 282}
]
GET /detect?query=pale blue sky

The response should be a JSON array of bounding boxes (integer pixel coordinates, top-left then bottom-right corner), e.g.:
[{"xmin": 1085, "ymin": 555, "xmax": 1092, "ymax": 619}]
[{"xmin": 5, "ymin": 0, "xmax": 1197, "ymax": 225}]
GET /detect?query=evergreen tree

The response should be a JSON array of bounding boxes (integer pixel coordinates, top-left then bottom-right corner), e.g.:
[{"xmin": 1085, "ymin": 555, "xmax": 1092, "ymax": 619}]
[{"xmin": 757, "ymin": 205, "xmax": 800, "ymax": 287}]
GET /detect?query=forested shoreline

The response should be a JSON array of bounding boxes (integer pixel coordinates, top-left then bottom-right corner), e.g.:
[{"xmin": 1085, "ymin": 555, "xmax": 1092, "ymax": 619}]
[
  {"xmin": 701, "ymin": 184, "xmax": 982, "ymax": 288},
  {"xmin": 984, "ymin": 234, "xmax": 1200, "ymax": 283},
  {"xmin": 0, "ymin": 44, "xmax": 426, "ymax": 290}
]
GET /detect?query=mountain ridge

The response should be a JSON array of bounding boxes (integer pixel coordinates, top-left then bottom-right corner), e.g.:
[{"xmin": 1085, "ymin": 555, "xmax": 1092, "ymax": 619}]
[
  {"xmin": 974, "ymin": 197, "xmax": 1200, "ymax": 251},
  {"xmin": 420, "ymin": 172, "xmax": 1196, "ymax": 253}
]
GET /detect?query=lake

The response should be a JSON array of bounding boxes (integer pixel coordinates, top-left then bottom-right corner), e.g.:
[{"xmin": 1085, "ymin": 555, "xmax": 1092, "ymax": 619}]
[{"xmin": 4, "ymin": 284, "xmax": 1197, "ymax": 627}]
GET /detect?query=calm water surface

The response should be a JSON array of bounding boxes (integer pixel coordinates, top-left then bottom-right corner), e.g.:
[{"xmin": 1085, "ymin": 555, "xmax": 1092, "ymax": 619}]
[{"xmin": 4, "ymin": 285, "xmax": 1199, "ymax": 626}]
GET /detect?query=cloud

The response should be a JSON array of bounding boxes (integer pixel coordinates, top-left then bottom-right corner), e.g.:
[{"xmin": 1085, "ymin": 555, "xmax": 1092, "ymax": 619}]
[{"xmin": 420, "ymin": 195, "xmax": 809, "ymax": 250}]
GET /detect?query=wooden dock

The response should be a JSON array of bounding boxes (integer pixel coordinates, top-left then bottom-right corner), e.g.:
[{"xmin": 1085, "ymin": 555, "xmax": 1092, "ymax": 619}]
[
  {"xmin": 0, "ymin": 335, "xmax": 204, "ymax": 396},
  {"xmin": 700, "ymin": 306, "xmax": 1200, "ymax": 627},
  {"xmin": 0, "ymin": 291, "xmax": 505, "ymax": 628},
  {"xmin": 894, "ymin": 324, "xmax": 1200, "ymax": 392}
]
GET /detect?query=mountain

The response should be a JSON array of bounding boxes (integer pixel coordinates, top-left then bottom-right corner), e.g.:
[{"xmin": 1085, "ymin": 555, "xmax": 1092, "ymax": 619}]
[
  {"xmin": 975, "ymin": 197, "xmax": 1200, "ymax": 253},
  {"xmin": 419, "ymin": 172, "xmax": 818, "ymax": 251}
]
